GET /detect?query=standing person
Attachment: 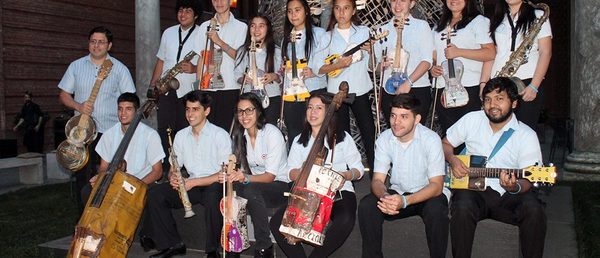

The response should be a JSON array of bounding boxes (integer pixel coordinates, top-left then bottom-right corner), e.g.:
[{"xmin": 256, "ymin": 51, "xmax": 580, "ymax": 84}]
[
  {"xmin": 443, "ymin": 77, "xmax": 546, "ymax": 258},
  {"xmin": 374, "ymin": 0, "xmax": 434, "ymax": 124},
  {"xmin": 58, "ymin": 26, "xmax": 136, "ymax": 214},
  {"xmin": 235, "ymin": 16, "xmax": 283, "ymax": 126},
  {"xmin": 13, "ymin": 91, "xmax": 44, "ymax": 153},
  {"xmin": 80, "ymin": 93, "xmax": 164, "ymax": 204},
  {"xmin": 314, "ymin": 0, "xmax": 376, "ymax": 172},
  {"xmin": 269, "ymin": 93, "xmax": 364, "ymax": 258},
  {"xmin": 143, "ymin": 91, "xmax": 231, "ymax": 258},
  {"xmin": 150, "ymin": 0, "xmax": 202, "ymax": 179},
  {"xmin": 485, "ymin": 0, "xmax": 552, "ymax": 129},
  {"xmin": 281, "ymin": 0, "xmax": 328, "ymax": 144},
  {"xmin": 196, "ymin": 0, "xmax": 247, "ymax": 131},
  {"xmin": 430, "ymin": 0, "xmax": 496, "ymax": 134},
  {"xmin": 228, "ymin": 93, "xmax": 289, "ymax": 258},
  {"xmin": 358, "ymin": 94, "xmax": 449, "ymax": 258}
]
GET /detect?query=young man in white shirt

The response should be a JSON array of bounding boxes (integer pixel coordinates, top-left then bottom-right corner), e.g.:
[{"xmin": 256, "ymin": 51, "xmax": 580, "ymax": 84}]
[
  {"xmin": 150, "ymin": 0, "xmax": 203, "ymax": 180},
  {"xmin": 443, "ymin": 77, "xmax": 546, "ymax": 258},
  {"xmin": 143, "ymin": 91, "xmax": 232, "ymax": 258},
  {"xmin": 196, "ymin": 0, "xmax": 247, "ymax": 131},
  {"xmin": 358, "ymin": 94, "xmax": 449, "ymax": 258},
  {"xmin": 80, "ymin": 93, "xmax": 164, "ymax": 203}
]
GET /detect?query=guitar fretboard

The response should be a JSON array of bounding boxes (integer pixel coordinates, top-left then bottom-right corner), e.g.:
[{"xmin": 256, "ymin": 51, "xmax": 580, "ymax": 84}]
[{"xmin": 468, "ymin": 167, "xmax": 523, "ymax": 179}]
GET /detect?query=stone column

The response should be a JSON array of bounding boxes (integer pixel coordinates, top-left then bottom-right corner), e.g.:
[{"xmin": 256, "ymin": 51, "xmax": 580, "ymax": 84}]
[
  {"xmin": 135, "ymin": 0, "xmax": 160, "ymax": 128},
  {"xmin": 564, "ymin": 0, "xmax": 600, "ymax": 180}
]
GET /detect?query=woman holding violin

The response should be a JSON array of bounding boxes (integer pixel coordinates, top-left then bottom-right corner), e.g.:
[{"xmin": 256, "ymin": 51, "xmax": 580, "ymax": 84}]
[
  {"xmin": 228, "ymin": 92, "xmax": 289, "ymax": 258},
  {"xmin": 430, "ymin": 0, "xmax": 495, "ymax": 133},
  {"xmin": 269, "ymin": 92, "xmax": 364, "ymax": 258},
  {"xmin": 235, "ymin": 15, "xmax": 282, "ymax": 125}
]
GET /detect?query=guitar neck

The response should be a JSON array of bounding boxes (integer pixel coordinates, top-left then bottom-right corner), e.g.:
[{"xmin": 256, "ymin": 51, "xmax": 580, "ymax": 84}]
[
  {"xmin": 392, "ymin": 29, "xmax": 403, "ymax": 69},
  {"xmin": 250, "ymin": 51, "xmax": 259, "ymax": 85},
  {"xmin": 446, "ymin": 37, "xmax": 456, "ymax": 78},
  {"xmin": 342, "ymin": 38, "xmax": 371, "ymax": 57},
  {"xmin": 468, "ymin": 167, "xmax": 524, "ymax": 180},
  {"xmin": 77, "ymin": 72, "xmax": 105, "ymax": 127},
  {"xmin": 291, "ymin": 42, "xmax": 299, "ymax": 79}
]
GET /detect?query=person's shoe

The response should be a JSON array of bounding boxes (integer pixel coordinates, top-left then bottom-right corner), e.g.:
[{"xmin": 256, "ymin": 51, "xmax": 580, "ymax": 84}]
[
  {"xmin": 205, "ymin": 250, "xmax": 221, "ymax": 258},
  {"xmin": 254, "ymin": 245, "xmax": 274, "ymax": 258},
  {"xmin": 149, "ymin": 242, "xmax": 186, "ymax": 258},
  {"xmin": 140, "ymin": 235, "xmax": 156, "ymax": 252},
  {"xmin": 225, "ymin": 252, "xmax": 241, "ymax": 258}
]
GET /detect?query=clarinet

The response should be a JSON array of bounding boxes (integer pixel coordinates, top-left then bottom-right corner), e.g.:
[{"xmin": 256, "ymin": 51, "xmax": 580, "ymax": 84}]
[{"xmin": 167, "ymin": 127, "xmax": 195, "ymax": 218}]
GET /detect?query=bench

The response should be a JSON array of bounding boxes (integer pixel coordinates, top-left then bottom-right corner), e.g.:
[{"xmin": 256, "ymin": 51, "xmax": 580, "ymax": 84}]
[{"xmin": 0, "ymin": 155, "xmax": 44, "ymax": 185}]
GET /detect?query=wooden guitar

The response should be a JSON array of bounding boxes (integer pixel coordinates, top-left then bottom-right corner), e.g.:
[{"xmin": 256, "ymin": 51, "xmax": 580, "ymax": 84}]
[
  {"xmin": 199, "ymin": 18, "xmax": 225, "ymax": 90},
  {"xmin": 283, "ymin": 30, "xmax": 310, "ymax": 102},
  {"xmin": 440, "ymin": 26, "xmax": 468, "ymax": 108},
  {"xmin": 220, "ymin": 154, "xmax": 250, "ymax": 253},
  {"xmin": 445, "ymin": 155, "xmax": 557, "ymax": 191},
  {"xmin": 384, "ymin": 15, "xmax": 410, "ymax": 95},
  {"xmin": 245, "ymin": 37, "xmax": 270, "ymax": 108},
  {"xmin": 324, "ymin": 30, "xmax": 389, "ymax": 78}
]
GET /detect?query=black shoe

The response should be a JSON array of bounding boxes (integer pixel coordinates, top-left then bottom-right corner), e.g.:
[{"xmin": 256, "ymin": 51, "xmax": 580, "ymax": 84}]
[
  {"xmin": 205, "ymin": 250, "xmax": 221, "ymax": 258},
  {"xmin": 226, "ymin": 252, "xmax": 241, "ymax": 258},
  {"xmin": 149, "ymin": 242, "xmax": 186, "ymax": 258},
  {"xmin": 254, "ymin": 245, "xmax": 274, "ymax": 258},
  {"xmin": 140, "ymin": 235, "xmax": 156, "ymax": 252}
]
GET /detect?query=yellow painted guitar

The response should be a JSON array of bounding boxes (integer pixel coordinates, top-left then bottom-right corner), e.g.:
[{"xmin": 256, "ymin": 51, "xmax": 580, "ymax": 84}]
[
  {"xmin": 445, "ymin": 155, "xmax": 557, "ymax": 191},
  {"xmin": 324, "ymin": 30, "xmax": 389, "ymax": 78}
]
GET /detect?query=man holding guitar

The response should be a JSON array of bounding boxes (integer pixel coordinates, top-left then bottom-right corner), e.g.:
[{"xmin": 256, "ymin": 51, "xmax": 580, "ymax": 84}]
[
  {"xmin": 58, "ymin": 26, "xmax": 136, "ymax": 215},
  {"xmin": 442, "ymin": 77, "xmax": 547, "ymax": 258}
]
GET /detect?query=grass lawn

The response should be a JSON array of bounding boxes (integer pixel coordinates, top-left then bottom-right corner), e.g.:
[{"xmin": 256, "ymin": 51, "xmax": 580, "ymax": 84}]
[
  {"xmin": 0, "ymin": 183, "xmax": 77, "ymax": 258},
  {"xmin": 563, "ymin": 181, "xmax": 600, "ymax": 258}
]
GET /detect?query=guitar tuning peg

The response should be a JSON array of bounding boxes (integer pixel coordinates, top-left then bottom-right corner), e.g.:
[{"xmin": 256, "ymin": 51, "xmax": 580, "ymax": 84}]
[
  {"xmin": 533, "ymin": 182, "xmax": 539, "ymax": 188},
  {"xmin": 549, "ymin": 162, "xmax": 554, "ymax": 167}
]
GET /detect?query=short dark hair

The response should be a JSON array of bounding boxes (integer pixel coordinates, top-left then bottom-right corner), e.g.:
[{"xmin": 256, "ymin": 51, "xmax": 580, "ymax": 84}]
[
  {"xmin": 183, "ymin": 90, "xmax": 212, "ymax": 110},
  {"xmin": 24, "ymin": 91, "xmax": 33, "ymax": 98},
  {"xmin": 482, "ymin": 77, "xmax": 520, "ymax": 103},
  {"xmin": 390, "ymin": 93, "xmax": 421, "ymax": 115},
  {"xmin": 89, "ymin": 26, "xmax": 113, "ymax": 43},
  {"xmin": 117, "ymin": 92, "xmax": 140, "ymax": 109},
  {"xmin": 175, "ymin": 0, "xmax": 201, "ymax": 18}
]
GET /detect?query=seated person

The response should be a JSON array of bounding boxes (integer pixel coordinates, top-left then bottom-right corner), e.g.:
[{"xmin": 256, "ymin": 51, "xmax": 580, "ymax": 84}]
[
  {"xmin": 442, "ymin": 77, "xmax": 546, "ymax": 258},
  {"xmin": 358, "ymin": 94, "xmax": 449, "ymax": 258}
]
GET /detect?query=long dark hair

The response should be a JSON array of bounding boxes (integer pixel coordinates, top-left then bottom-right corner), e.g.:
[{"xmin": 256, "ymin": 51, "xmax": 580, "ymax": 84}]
[
  {"xmin": 490, "ymin": 0, "xmax": 540, "ymax": 44},
  {"xmin": 297, "ymin": 93, "xmax": 346, "ymax": 149},
  {"xmin": 235, "ymin": 15, "xmax": 276, "ymax": 73},
  {"xmin": 326, "ymin": 0, "xmax": 361, "ymax": 31},
  {"xmin": 434, "ymin": 0, "xmax": 482, "ymax": 32},
  {"xmin": 282, "ymin": 0, "xmax": 317, "ymax": 61},
  {"xmin": 231, "ymin": 93, "xmax": 268, "ymax": 173}
]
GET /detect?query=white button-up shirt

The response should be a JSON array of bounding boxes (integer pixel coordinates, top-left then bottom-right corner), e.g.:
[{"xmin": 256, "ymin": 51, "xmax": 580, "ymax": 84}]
[
  {"xmin": 287, "ymin": 132, "xmax": 364, "ymax": 192},
  {"xmin": 96, "ymin": 122, "xmax": 165, "ymax": 180},
  {"xmin": 446, "ymin": 110, "xmax": 543, "ymax": 195},
  {"xmin": 243, "ymin": 124, "xmax": 288, "ymax": 182},
  {"xmin": 173, "ymin": 121, "xmax": 232, "ymax": 178},
  {"xmin": 374, "ymin": 124, "xmax": 450, "ymax": 200},
  {"xmin": 285, "ymin": 27, "xmax": 328, "ymax": 92},
  {"xmin": 58, "ymin": 54, "xmax": 136, "ymax": 133}
]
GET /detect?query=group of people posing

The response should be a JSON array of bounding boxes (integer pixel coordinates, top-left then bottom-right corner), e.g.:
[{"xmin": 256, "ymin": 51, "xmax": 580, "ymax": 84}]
[{"xmin": 57, "ymin": 0, "xmax": 552, "ymax": 257}]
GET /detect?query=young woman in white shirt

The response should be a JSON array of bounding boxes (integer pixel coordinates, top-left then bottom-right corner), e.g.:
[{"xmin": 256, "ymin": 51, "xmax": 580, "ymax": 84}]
[
  {"xmin": 269, "ymin": 92, "xmax": 364, "ymax": 257},
  {"xmin": 315, "ymin": 0, "xmax": 376, "ymax": 173},
  {"xmin": 485, "ymin": 0, "xmax": 552, "ymax": 129},
  {"xmin": 281, "ymin": 0, "xmax": 328, "ymax": 146},
  {"xmin": 235, "ymin": 15, "xmax": 282, "ymax": 126},
  {"xmin": 374, "ymin": 0, "xmax": 434, "ymax": 124},
  {"xmin": 430, "ymin": 0, "xmax": 496, "ymax": 134},
  {"xmin": 229, "ymin": 92, "xmax": 289, "ymax": 258}
]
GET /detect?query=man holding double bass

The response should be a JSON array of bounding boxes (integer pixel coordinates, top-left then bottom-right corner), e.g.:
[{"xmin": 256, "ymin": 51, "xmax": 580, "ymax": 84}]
[{"xmin": 58, "ymin": 26, "xmax": 136, "ymax": 215}]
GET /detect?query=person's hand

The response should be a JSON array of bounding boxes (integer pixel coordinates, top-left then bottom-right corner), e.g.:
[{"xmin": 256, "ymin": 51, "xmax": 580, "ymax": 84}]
[
  {"xmin": 34, "ymin": 125, "xmax": 40, "ymax": 132},
  {"xmin": 169, "ymin": 171, "xmax": 181, "ymax": 190},
  {"xmin": 381, "ymin": 56, "xmax": 394, "ymax": 70},
  {"xmin": 336, "ymin": 56, "xmax": 354, "ymax": 70},
  {"xmin": 289, "ymin": 168, "xmax": 301, "ymax": 181},
  {"xmin": 207, "ymin": 30, "xmax": 223, "ymax": 46},
  {"xmin": 89, "ymin": 175, "xmax": 99, "ymax": 187},
  {"xmin": 227, "ymin": 169, "xmax": 246, "ymax": 183},
  {"xmin": 444, "ymin": 43, "xmax": 461, "ymax": 59},
  {"xmin": 395, "ymin": 81, "xmax": 411, "ymax": 95},
  {"xmin": 449, "ymin": 156, "xmax": 469, "ymax": 178},
  {"xmin": 361, "ymin": 41, "xmax": 372, "ymax": 54},
  {"xmin": 262, "ymin": 73, "xmax": 278, "ymax": 85},
  {"xmin": 179, "ymin": 61, "xmax": 195, "ymax": 73},
  {"xmin": 78, "ymin": 101, "xmax": 94, "ymax": 116},
  {"xmin": 12, "ymin": 125, "xmax": 18, "ymax": 132},
  {"xmin": 520, "ymin": 86, "xmax": 538, "ymax": 102},
  {"xmin": 430, "ymin": 65, "xmax": 443, "ymax": 77},
  {"xmin": 500, "ymin": 170, "xmax": 518, "ymax": 190},
  {"xmin": 377, "ymin": 194, "xmax": 403, "ymax": 215}
]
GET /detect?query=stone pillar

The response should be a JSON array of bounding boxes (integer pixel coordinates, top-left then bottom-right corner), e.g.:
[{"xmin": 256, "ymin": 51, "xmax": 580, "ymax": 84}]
[
  {"xmin": 135, "ymin": 0, "xmax": 160, "ymax": 128},
  {"xmin": 564, "ymin": 0, "xmax": 600, "ymax": 180}
]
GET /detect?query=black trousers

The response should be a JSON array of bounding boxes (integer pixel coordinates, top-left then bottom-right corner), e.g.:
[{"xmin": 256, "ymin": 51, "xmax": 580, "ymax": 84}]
[
  {"xmin": 435, "ymin": 85, "xmax": 481, "ymax": 136},
  {"xmin": 269, "ymin": 190, "xmax": 357, "ymax": 258},
  {"xmin": 381, "ymin": 87, "xmax": 432, "ymax": 126},
  {"xmin": 450, "ymin": 188, "xmax": 546, "ymax": 258},
  {"xmin": 235, "ymin": 181, "xmax": 289, "ymax": 250},
  {"xmin": 514, "ymin": 78, "xmax": 544, "ymax": 130},
  {"xmin": 206, "ymin": 89, "xmax": 240, "ymax": 132},
  {"xmin": 338, "ymin": 92, "xmax": 375, "ymax": 172},
  {"xmin": 157, "ymin": 90, "xmax": 187, "ymax": 180},
  {"xmin": 358, "ymin": 191, "xmax": 449, "ymax": 258},
  {"xmin": 264, "ymin": 95, "xmax": 282, "ymax": 127},
  {"xmin": 23, "ymin": 127, "xmax": 44, "ymax": 153},
  {"xmin": 143, "ymin": 182, "xmax": 223, "ymax": 251},
  {"xmin": 74, "ymin": 132, "xmax": 102, "ymax": 216}
]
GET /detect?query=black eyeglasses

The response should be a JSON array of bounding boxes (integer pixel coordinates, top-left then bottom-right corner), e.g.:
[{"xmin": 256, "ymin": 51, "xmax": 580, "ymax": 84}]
[{"xmin": 236, "ymin": 107, "xmax": 256, "ymax": 116}]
